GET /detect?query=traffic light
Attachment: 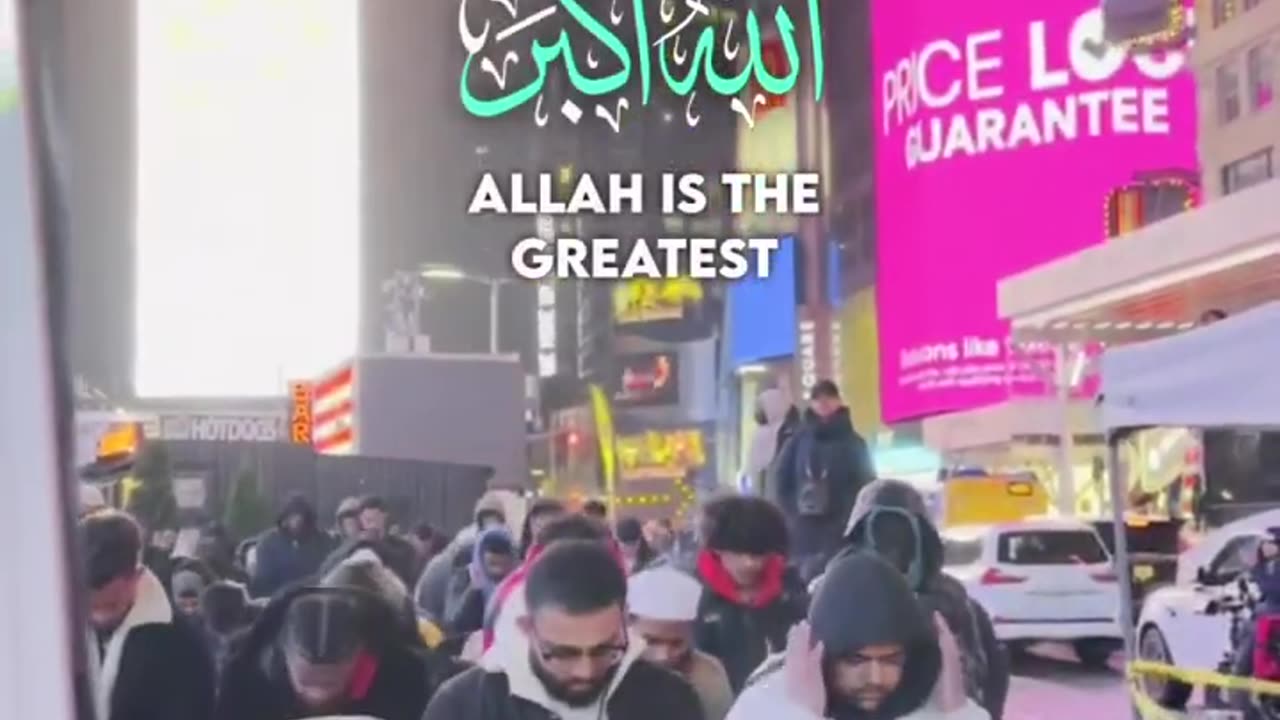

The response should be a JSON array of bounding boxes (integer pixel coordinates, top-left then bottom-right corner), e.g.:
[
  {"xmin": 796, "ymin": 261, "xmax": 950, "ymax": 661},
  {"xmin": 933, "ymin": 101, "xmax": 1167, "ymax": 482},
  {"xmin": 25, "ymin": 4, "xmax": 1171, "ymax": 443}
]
[{"xmin": 554, "ymin": 429, "xmax": 585, "ymax": 461}]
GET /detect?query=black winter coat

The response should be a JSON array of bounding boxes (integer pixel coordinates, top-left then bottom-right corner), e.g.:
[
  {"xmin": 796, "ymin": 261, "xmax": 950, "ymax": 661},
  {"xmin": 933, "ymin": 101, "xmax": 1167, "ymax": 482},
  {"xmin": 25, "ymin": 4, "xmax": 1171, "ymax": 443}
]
[
  {"xmin": 250, "ymin": 497, "xmax": 335, "ymax": 598},
  {"xmin": 100, "ymin": 614, "xmax": 216, "ymax": 720},
  {"xmin": 770, "ymin": 407, "xmax": 875, "ymax": 563}
]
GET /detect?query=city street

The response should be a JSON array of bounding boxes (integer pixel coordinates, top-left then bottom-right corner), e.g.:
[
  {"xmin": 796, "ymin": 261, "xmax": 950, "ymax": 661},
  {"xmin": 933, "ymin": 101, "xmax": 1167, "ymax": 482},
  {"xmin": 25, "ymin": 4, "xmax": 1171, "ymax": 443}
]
[{"xmin": 1005, "ymin": 644, "xmax": 1130, "ymax": 720}]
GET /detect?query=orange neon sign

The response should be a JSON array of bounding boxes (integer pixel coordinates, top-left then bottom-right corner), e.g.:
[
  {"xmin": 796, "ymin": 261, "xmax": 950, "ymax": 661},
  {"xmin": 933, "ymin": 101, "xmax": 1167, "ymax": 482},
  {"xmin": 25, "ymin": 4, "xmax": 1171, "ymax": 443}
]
[{"xmin": 289, "ymin": 381, "xmax": 313, "ymax": 445}]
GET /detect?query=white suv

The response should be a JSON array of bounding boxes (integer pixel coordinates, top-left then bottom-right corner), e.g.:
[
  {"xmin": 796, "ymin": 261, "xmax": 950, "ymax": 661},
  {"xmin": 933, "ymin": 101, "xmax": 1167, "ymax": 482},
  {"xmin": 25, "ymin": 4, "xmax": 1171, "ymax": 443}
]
[{"xmin": 942, "ymin": 518, "xmax": 1123, "ymax": 666}]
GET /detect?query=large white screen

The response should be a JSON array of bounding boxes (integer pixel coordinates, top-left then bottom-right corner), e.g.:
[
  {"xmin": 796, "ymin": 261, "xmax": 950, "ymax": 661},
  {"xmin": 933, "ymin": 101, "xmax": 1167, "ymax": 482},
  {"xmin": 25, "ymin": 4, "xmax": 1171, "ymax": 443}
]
[{"xmin": 134, "ymin": 0, "xmax": 360, "ymax": 397}]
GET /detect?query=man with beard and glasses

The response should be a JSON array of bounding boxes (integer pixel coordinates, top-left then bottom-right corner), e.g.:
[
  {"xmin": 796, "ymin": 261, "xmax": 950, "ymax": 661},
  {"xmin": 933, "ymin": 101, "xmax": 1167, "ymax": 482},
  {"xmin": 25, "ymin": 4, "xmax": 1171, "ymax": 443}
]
[
  {"xmin": 728, "ymin": 552, "xmax": 988, "ymax": 720},
  {"xmin": 810, "ymin": 480, "xmax": 1007, "ymax": 720},
  {"xmin": 423, "ymin": 540, "xmax": 703, "ymax": 720},
  {"xmin": 629, "ymin": 566, "xmax": 733, "ymax": 720}
]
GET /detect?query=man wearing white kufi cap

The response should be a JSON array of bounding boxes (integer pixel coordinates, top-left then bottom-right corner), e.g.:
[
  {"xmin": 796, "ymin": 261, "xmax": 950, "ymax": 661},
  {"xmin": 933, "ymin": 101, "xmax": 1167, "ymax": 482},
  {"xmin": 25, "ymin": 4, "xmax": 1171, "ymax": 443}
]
[{"xmin": 629, "ymin": 566, "xmax": 734, "ymax": 720}]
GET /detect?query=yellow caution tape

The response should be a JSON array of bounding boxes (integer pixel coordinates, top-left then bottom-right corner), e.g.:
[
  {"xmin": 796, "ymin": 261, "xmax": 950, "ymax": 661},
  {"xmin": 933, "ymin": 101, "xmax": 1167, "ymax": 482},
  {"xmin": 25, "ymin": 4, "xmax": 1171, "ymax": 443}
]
[
  {"xmin": 1129, "ymin": 660, "xmax": 1280, "ymax": 695},
  {"xmin": 1128, "ymin": 660, "xmax": 1280, "ymax": 718},
  {"xmin": 1129, "ymin": 683, "xmax": 1185, "ymax": 720}
]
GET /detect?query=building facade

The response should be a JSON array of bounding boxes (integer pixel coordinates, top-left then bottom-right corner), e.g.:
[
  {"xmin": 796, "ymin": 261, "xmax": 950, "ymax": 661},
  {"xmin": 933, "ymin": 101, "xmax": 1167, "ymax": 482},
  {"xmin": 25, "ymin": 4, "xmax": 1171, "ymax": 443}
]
[{"xmin": 1195, "ymin": 0, "xmax": 1278, "ymax": 198}]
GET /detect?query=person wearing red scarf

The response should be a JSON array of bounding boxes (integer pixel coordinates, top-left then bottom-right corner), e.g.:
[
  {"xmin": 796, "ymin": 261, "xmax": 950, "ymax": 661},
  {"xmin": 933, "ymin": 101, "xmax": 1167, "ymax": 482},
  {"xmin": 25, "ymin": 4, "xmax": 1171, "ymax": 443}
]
[{"xmin": 693, "ymin": 495, "xmax": 808, "ymax": 693}]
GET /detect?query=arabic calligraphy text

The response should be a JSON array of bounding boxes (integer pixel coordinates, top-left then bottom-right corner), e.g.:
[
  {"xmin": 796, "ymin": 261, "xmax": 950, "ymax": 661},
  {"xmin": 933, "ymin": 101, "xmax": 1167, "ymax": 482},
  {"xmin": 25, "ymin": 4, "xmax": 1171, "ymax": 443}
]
[{"xmin": 456, "ymin": 0, "xmax": 826, "ymax": 131}]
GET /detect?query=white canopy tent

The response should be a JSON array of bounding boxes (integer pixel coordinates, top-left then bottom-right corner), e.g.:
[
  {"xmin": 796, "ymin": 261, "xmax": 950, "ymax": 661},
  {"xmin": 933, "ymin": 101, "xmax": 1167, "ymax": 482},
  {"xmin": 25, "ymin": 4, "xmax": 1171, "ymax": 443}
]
[
  {"xmin": 1100, "ymin": 300, "xmax": 1280, "ymax": 430},
  {"xmin": 1100, "ymin": 301, "xmax": 1280, "ymax": 676}
]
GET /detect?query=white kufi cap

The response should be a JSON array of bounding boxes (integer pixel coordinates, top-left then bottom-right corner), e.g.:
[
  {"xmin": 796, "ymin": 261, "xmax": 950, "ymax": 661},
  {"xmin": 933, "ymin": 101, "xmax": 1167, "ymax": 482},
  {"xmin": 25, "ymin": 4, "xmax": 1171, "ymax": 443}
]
[{"xmin": 627, "ymin": 566, "xmax": 702, "ymax": 622}]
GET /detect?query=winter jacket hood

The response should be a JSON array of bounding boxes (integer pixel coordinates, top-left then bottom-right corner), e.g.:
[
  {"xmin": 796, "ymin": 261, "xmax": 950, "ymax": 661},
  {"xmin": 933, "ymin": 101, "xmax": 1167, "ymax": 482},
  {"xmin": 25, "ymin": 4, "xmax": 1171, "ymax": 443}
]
[
  {"xmin": 728, "ymin": 553, "xmax": 985, "ymax": 720},
  {"xmin": 759, "ymin": 388, "xmax": 790, "ymax": 424},
  {"xmin": 276, "ymin": 494, "xmax": 318, "ymax": 534},
  {"xmin": 415, "ymin": 531, "xmax": 476, "ymax": 620},
  {"xmin": 480, "ymin": 625, "xmax": 646, "ymax": 716},
  {"xmin": 743, "ymin": 389, "xmax": 795, "ymax": 491},
  {"xmin": 250, "ymin": 497, "xmax": 334, "ymax": 597},
  {"xmin": 470, "ymin": 526, "xmax": 515, "ymax": 599},
  {"xmin": 811, "ymin": 552, "xmax": 941, "ymax": 719},
  {"xmin": 840, "ymin": 479, "xmax": 943, "ymax": 591},
  {"xmin": 425, "ymin": 638, "xmax": 705, "ymax": 720}
]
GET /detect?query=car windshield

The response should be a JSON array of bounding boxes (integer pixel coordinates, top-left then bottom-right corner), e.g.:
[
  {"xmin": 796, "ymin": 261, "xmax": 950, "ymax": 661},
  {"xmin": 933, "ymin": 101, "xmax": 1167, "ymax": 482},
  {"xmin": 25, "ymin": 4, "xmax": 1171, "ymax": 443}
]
[{"xmin": 997, "ymin": 530, "xmax": 1108, "ymax": 565}]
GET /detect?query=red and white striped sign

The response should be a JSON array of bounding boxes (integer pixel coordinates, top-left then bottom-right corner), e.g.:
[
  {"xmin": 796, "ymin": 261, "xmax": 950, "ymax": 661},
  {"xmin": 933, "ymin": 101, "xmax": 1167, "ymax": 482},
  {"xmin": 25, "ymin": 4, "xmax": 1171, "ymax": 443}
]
[{"xmin": 311, "ymin": 363, "xmax": 355, "ymax": 455}]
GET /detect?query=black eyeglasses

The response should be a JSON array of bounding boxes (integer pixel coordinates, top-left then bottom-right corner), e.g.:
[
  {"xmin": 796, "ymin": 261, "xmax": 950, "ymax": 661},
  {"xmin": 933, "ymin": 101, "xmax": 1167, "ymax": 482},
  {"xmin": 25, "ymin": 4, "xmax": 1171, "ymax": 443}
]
[{"xmin": 530, "ymin": 631, "xmax": 628, "ymax": 666}]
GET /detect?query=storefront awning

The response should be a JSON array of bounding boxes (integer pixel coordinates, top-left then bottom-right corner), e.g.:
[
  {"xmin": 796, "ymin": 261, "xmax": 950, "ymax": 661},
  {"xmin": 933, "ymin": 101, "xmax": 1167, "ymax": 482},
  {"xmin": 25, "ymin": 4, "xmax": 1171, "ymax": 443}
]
[
  {"xmin": 998, "ymin": 179, "xmax": 1280, "ymax": 344},
  {"xmin": 922, "ymin": 398, "xmax": 1101, "ymax": 454}
]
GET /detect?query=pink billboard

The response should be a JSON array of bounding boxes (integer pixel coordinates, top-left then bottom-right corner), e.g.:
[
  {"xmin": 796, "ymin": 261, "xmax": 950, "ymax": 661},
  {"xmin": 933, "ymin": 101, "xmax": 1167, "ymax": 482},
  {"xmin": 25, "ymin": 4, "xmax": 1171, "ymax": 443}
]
[{"xmin": 872, "ymin": 2, "xmax": 1197, "ymax": 422}]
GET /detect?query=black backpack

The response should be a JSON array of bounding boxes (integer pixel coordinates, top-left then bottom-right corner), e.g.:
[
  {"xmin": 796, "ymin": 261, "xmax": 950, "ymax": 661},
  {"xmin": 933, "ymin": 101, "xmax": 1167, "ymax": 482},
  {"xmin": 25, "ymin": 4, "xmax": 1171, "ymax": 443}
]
[{"xmin": 793, "ymin": 435, "xmax": 835, "ymax": 517}]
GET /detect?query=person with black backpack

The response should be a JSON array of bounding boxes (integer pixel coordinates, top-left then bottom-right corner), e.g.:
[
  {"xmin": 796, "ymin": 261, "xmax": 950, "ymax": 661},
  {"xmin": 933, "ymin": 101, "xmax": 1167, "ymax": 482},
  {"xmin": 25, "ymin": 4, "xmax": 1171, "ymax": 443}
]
[{"xmin": 768, "ymin": 380, "xmax": 876, "ymax": 582}]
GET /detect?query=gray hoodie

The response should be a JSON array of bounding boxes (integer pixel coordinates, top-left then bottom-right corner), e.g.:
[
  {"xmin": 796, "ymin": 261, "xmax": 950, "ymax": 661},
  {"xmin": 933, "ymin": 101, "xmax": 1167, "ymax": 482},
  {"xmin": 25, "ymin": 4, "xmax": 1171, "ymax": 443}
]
[{"xmin": 742, "ymin": 389, "xmax": 793, "ymax": 497}]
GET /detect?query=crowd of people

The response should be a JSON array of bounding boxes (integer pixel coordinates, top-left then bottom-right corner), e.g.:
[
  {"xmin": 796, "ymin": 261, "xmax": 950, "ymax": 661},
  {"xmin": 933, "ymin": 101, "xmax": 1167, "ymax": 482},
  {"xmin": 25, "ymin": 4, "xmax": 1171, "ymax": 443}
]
[{"xmin": 75, "ymin": 380, "xmax": 1010, "ymax": 720}]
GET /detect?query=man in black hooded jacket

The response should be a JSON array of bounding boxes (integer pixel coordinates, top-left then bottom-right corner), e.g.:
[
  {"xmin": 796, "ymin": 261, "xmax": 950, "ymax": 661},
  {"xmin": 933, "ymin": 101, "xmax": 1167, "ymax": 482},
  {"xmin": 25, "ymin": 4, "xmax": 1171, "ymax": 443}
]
[
  {"xmin": 728, "ymin": 552, "xmax": 989, "ymax": 720},
  {"xmin": 770, "ymin": 380, "xmax": 876, "ymax": 581},
  {"xmin": 814, "ymin": 479, "xmax": 1009, "ymax": 720},
  {"xmin": 250, "ymin": 495, "xmax": 335, "ymax": 598}
]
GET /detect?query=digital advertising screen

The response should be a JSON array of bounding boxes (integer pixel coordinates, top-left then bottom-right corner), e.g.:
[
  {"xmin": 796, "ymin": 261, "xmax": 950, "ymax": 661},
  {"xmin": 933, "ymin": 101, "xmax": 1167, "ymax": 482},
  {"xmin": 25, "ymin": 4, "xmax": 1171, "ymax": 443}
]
[{"xmin": 871, "ymin": 2, "xmax": 1197, "ymax": 422}]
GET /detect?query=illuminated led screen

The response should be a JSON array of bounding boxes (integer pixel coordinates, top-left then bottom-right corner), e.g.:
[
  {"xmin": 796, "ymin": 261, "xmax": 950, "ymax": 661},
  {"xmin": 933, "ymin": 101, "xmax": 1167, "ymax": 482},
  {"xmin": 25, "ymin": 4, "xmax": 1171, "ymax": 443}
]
[
  {"xmin": 134, "ymin": 0, "xmax": 360, "ymax": 397},
  {"xmin": 871, "ymin": 1, "xmax": 1197, "ymax": 421}
]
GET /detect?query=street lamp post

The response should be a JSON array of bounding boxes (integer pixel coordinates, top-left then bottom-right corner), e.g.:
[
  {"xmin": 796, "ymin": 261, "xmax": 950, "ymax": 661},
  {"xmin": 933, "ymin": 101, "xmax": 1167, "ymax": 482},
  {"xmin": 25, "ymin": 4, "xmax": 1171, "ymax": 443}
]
[{"xmin": 420, "ymin": 265, "xmax": 509, "ymax": 355}]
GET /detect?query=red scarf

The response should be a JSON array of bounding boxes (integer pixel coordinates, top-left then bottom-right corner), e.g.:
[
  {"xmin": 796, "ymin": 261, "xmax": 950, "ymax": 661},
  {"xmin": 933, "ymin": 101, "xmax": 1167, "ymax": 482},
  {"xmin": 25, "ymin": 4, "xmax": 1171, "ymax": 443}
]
[
  {"xmin": 697, "ymin": 550, "xmax": 786, "ymax": 608},
  {"xmin": 347, "ymin": 651, "xmax": 379, "ymax": 701}
]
